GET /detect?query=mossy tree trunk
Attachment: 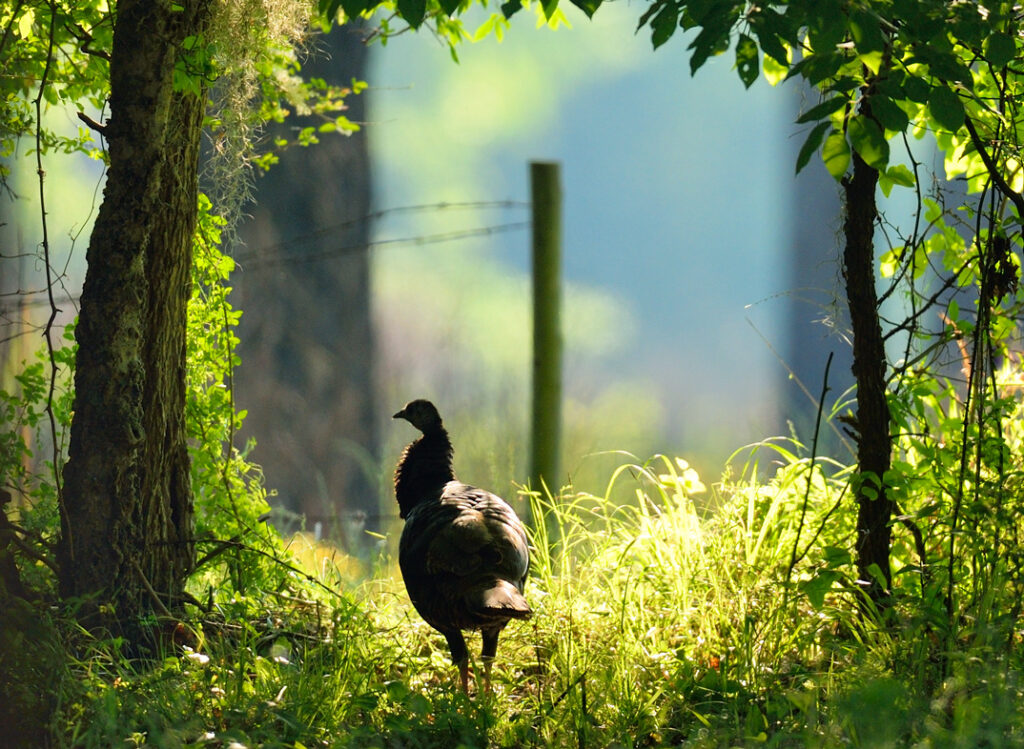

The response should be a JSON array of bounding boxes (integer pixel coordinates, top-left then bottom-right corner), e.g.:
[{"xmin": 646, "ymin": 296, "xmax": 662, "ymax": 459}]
[
  {"xmin": 57, "ymin": 0, "xmax": 211, "ymax": 637},
  {"xmin": 842, "ymin": 97, "xmax": 894, "ymax": 608}
]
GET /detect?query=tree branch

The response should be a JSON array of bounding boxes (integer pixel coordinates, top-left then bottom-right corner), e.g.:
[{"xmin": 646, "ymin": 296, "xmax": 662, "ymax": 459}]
[
  {"xmin": 963, "ymin": 115, "xmax": 1024, "ymax": 218},
  {"xmin": 76, "ymin": 111, "xmax": 108, "ymax": 135},
  {"xmin": 34, "ymin": 0, "xmax": 67, "ymax": 556}
]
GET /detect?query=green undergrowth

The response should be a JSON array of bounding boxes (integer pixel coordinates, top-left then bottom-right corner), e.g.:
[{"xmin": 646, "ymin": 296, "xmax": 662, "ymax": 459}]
[{"xmin": 27, "ymin": 449, "xmax": 1024, "ymax": 747}]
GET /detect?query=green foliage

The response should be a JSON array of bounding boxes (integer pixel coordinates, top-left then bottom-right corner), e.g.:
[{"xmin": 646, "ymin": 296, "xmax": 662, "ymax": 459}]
[
  {"xmin": 615, "ymin": 0, "xmax": 1024, "ymax": 651},
  {"xmin": 0, "ymin": 598, "xmax": 65, "ymax": 746},
  {"xmin": 186, "ymin": 195, "xmax": 297, "ymax": 599},
  {"xmin": 0, "ymin": 0, "xmax": 111, "ymax": 180},
  {"xmin": 0, "ymin": 327, "xmax": 75, "ymax": 590},
  {"xmin": 619, "ymin": 0, "xmax": 1024, "ymax": 200}
]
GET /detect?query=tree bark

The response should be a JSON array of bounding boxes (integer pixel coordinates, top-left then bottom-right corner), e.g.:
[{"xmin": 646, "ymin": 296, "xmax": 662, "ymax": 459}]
[
  {"xmin": 842, "ymin": 135, "xmax": 893, "ymax": 607},
  {"xmin": 58, "ymin": 0, "xmax": 210, "ymax": 637}
]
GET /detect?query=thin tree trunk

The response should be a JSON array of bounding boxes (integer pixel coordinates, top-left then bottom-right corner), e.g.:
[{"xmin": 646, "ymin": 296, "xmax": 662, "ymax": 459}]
[
  {"xmin": 842, "ymin": 131, "xmax": 893, "ymax": 608},
  {"xmin": 58, "ymin": 0, "xmax": 209, "ymax": 637}
]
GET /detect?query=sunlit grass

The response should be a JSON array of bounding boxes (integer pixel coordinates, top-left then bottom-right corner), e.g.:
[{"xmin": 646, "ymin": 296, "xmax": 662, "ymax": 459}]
[{"xmin": 36, "ymin": 447, "xmax": 1024, "ymax": 747}]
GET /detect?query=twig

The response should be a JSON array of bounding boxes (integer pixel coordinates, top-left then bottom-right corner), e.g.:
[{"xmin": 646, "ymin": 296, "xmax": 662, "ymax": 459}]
[
  {"xmin": 793, "ymin": 479, "xmax": 850, "ymax": 574},
  {"xmin": 546, "ymin": 672, "xmax": 587, "ymax": 715},
  {"xmin": 131, "ymin": 558, "xmax": 174, "ymax": 619},
  {"xmin": 65, "ymin": 21, "xmax": 111, "ymax": 60},
  {"xmin": 193, "ymin": 534, "xmax": 241, "ymax": 570},
  {"xmin": 963, "ymin": 114, "xmax": 1024, "ymax": 218},
  {"xmin": 892, "ymin": 503, "xmax": 929, "ymax": 596},
  {"xmin": 745, "ymin": 318, "xmax": 854, "ymax": 457},
  {"xmin": 33, "ymin": 1, "xmax": 68, "ymax": 555},
  {"xmin": 785, "ymin": 352, "xmax": 833, "ymax": 604},
  {"xmin": 76, "ymin": 111, "xmax": 108, "ymax": 134},
  {"xmin": 0, "ymin": 490, "xmax": 59, "ymax": 576},
  {"xmin": 193, "ymin": 537, "xmax": 346, "ymax": 601}
]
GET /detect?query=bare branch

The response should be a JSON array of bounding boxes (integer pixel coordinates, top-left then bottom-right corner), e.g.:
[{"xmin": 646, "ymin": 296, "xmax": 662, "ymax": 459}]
[{"xmin": 76, "ymin": 111, "xmax": 108, "ymax": 134}]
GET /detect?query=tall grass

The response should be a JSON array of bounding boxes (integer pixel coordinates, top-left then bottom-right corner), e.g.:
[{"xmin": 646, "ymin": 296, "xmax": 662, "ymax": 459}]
[{"xmin": 34, "ymin": 446, "xmax": 1024, "ymax": 747}]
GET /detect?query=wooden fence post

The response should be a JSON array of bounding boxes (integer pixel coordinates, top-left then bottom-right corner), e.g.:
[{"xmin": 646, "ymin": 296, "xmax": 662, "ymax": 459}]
[{"xmin": 529, "ymin": 161, "xmax": 563, "ymax": 503}]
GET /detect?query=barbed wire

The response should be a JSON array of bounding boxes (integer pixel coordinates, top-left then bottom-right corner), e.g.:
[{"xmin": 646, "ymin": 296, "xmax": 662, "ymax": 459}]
[
  {"xmin": 233, "ymin": 199, "xmax": 529, "ymax": 263},
  {"xmin": 0, "ymin": 200, "xmax": 532, "ymax": 314},
  {"xmin": 239, "ymin": 221, "xmax": 530, "ymax": 270}
]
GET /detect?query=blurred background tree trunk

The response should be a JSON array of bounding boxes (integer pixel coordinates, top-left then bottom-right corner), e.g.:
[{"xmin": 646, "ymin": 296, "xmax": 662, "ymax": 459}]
[
  {"xmin": 234, "ymin": 25, "xmax": 378, "ymax": 552},
  {"xmin": 784, "ymin": 83, "xmax": 854, "ymax": 458}
]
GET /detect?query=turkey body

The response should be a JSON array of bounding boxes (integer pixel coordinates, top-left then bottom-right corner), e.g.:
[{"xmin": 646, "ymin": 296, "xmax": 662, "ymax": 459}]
[{"xmin": 393, "ymin": 399, "xmax": 531, "ymax": 692}]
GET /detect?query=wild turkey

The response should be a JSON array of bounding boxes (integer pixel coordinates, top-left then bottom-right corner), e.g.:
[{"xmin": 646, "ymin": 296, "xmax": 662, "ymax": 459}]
[{"xmin": 393, "ymin": 399, "xmax": 531, "ymax": 692}]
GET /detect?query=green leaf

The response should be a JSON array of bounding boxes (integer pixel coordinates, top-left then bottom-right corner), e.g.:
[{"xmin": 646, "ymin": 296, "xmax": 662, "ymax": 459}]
[
  {"xmin": 340, "ymin": 0, "xmax": 371, "ymax": 20},
  {"xmin": 985, "ymin": 32, "xmax": 1015, "ymax": 68},
  {"xmin": 928, "ymin": 86, "xmax": 965, "ymax": 133},
  {"xmin": 866, "ymin": 563, "xmax": 888, "ymax": 589},
  {"xmin": 750, "ymin": 8, "xmax": 789, "ymax": 67},
  {"xmin": 568, "ymin": 0, "xmax": 602, "ymax": 18},
  {"xmin": 801, "ymin": 570, "xmax": 840, "ymax": 609},
  {"xmin": 636, "ymin": 0, "xmax": 663, "ymax": 32},
  {"xmin": 688, "ymin": 14, "xmax": 734, "ymax": 76},
  {"xmin": 472, "ymin": 14, "xmax": 497, "ymax": 39},
  {"xmin": 762, "ymin": 50, "xmax": 789, "ymax": 86},
  {"xmin": 849, "ymin": 9, "xmax": 886, "ymax": 53},
  {"xmin": 806, "ymin": 4, "xmax": 847, "ymax": 51},
  {"xmin": 17, "ymin": 7, "xmax": 36, "ymax": 37},
  {"xmin": 885, "ymin": 163, "xmax": 915, "ymax": 187},
  {"xmin": 870, "ymin": 96, "xmax": 909, "ymax": 133},
  {"xmin": 914, "ymin": 49, "xmax": 973, "ymax": 88},
  {"xmin": 686, "ymin": 0, "xmax": 720, "ymax": 25},
  {"xmin": 807, "ymin": 0, "xmax": 845, "ymax": 51},
  {"xmin": 902, "ymin": 75, "xmax": 930, "ymax": 104},
  {"xmin": 848, "ymin": 115, "xmax": 889, "ymax": 171},
  {"xmin": 385, "ymin": 680, "xmax": 411, "ymax": 702},
  {"xmin": 796, "ymin": 121, "xmax": 830, "ymax": 175},
  {"xmin": 396, "ymin": 0, "xmax": 427, "ymax": 27},
  {"xmin": 858, "ymin": 49, "xmax": 884, "ymax": 75},
  {"xmin": 822, "ymin": 131, "xmax": 850, "ymax": 179},
  {"xmin": 796, "ymin": 96, "xmax": 847, "ymax": 124},
  {"xmin": 407, "ymin": 692, "xmax": 432, "ymax": 716},
  {"xmin": 650, "ymin": 3, "xmax": 678, "ymax": 49},
  {"xmin": 879, "ymin": 247, "xmax": 899, "ymax": 276},
  {"xmin": 878, "ymin": 173, "xmax": 894, "ymax": 197},
  {"xmin": 789, "ymin": 52, "xmax": 843, "ymax": 86},
  {"xmin": 879, "ymin": 163, "xmax": 915, "ymax": 196},
  {"xmin": 439, "ymin": 0, "xmax": 461, "ymax": 16},
  {"xmin": 822, "ymin": 546, "xmax": 852, "ymax": 567},
  {"xmin": 318, "ymin": 0, "xmax": 343, "ymax": 19},
  {"xmin": 735, "ymin": 33, "xmax": 759, "ymax": 88},
  {"xmin": 501, "ymin": 0, "xmax": 522, "ymax": 18}
]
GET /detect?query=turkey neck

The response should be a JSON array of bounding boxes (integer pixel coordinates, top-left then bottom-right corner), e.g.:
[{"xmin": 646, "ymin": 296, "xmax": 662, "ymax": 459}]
[{"xmin": 394, "ymin": 425, "xmax": 455, "ymax": 518}]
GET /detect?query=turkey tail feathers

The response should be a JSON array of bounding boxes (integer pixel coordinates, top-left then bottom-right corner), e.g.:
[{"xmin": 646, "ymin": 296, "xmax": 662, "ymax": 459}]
[{"xmin": 471, "ymin": 580, "xmax": 532, "ymax": 620}]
